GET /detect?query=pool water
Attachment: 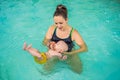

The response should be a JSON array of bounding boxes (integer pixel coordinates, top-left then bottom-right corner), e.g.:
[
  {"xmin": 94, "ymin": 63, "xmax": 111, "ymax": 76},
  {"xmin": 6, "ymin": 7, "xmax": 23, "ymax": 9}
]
[{"xmin": 0, "ymin": 0, "xmax": 120, "ymax": 80}]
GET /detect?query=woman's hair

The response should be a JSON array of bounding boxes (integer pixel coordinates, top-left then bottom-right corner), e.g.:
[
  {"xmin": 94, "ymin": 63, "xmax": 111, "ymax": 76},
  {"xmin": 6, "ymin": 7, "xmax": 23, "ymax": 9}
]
[{"xmin": 53, "ymin": 4, "xmax": 68, "ymax": 20}]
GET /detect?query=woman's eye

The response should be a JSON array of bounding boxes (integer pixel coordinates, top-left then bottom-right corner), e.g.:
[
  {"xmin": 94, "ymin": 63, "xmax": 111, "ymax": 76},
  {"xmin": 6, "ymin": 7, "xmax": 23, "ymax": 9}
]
[{"xmin": 55, "ymin": 23, "xmax": 57, "ymax": 25}]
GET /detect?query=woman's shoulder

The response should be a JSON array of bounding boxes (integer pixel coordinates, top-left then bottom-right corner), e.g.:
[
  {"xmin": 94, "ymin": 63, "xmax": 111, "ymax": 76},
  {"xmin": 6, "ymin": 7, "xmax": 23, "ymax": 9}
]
[
  {"xmin": 49, "ymin": 25, "xmax": 56, "ymax": 30},
  {"xmin": 71, "ymin": 28, "xmax": 81, "ymax": 40},
  {"xmin": 73, "ymin": 29, "xmax": 78, "ymax": 34},
  {"xmin": 46, "ymin": 25, "xmax": 56, "ymax": 36},
  {"xmin": 72, "ymin": 28, "xmax": 78, "ymax": 34}
]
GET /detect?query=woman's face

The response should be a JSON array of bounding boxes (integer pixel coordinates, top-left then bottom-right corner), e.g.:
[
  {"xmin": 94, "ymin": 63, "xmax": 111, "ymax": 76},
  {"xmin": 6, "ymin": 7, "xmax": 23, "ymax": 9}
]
[{"xmin": 53, "ymin": 16, "xmax": 68, "ymax": 30}]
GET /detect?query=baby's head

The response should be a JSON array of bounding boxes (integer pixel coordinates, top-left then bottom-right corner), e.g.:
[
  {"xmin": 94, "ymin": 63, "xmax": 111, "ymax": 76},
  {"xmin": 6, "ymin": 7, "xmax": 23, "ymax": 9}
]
[{"xmin": 55, "ymin": 40, "xmax": 68, "ymax": 53}]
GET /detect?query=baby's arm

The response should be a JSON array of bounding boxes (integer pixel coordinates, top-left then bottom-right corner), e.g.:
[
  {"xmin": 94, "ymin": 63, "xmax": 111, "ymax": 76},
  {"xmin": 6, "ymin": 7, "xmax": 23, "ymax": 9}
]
[
  {"xmin": 23, "ymin": 42, "xmax": 41, "ymax": 58},
  {"xmin": 28, "ymin": 48, "xmax": 41, "ymax": 57}
]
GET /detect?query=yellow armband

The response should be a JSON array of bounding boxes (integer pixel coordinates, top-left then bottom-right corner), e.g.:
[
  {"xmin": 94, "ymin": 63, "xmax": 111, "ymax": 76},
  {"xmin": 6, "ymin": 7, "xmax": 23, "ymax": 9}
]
[{"xmin": 34, "ymin": 52, "xmax": 47, "ymax": 64}]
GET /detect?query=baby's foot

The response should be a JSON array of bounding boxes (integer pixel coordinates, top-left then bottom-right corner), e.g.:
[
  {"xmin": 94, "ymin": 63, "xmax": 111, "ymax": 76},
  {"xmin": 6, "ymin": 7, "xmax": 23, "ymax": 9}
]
[{"xmin": 23, "ymin": 42, "xmax": 27, "ymax": 50}]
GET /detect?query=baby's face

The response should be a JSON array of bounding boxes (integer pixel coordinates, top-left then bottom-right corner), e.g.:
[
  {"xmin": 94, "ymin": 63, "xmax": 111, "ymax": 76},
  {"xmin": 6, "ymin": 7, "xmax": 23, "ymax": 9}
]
[
  {"xmin": 54, "ymin": 43, "xmax": 64, "ymax": 53},
  {"xmin": 54, "ymin": 41, "xmax": 68, "ymax": 53}
]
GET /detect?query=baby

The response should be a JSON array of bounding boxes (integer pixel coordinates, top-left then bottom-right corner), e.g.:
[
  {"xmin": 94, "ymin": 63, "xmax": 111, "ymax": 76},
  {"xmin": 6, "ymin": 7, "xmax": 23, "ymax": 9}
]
[{"xmin": 23, "ymin": 40, "xmax": 68, "ymax": 64}]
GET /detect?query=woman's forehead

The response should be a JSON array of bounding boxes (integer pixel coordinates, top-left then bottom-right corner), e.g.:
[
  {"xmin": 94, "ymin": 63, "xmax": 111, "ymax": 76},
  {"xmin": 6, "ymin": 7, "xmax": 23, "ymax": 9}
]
[{"xmin": 54, "ymin": 16, "xmax": 65, "ymax": 22}]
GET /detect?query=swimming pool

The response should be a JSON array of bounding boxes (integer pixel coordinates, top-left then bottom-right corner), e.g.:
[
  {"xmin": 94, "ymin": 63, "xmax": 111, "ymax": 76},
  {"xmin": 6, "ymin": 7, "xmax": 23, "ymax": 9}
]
[{"xmin": 0, "ymin": 0, "xmax": 120, "ymax": 80}]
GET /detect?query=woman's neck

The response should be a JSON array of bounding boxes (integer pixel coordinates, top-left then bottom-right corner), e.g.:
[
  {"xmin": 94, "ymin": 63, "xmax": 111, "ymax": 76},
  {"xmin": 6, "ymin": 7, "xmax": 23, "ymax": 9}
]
[{"xmin": 59, "ymin": 25, "xmax": 70, "ymax": 31}]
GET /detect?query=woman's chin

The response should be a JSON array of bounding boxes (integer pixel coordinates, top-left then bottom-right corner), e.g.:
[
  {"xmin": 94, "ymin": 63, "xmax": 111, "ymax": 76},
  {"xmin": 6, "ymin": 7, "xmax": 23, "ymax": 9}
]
[{"xmin": 58, "ymin": 27, "xmax": 64, "ymax": 30}]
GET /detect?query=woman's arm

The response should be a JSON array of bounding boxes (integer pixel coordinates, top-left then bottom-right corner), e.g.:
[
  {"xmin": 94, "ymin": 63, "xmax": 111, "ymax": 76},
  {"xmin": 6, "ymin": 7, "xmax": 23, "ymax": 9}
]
[
  {"xmin": 63, "ymin": 43, "xmax": 87, "ymax": 55},
  {"xmin": 43, "ymin": 37, "xmax": 50, "ymax": 46},
  {"xmin": 64, "ymin": 29, "xmax": 88, "ymax": 55},
  {"xmin": 42, "ymin": 25, "xmax": 56, "ymax": 47}
]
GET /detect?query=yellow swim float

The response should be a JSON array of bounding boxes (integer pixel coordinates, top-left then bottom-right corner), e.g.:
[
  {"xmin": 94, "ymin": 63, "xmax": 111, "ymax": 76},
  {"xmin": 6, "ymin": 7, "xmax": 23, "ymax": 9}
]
[{"xmin": 34, "ymin": 52, "xmax": 47, "ymax": 64}]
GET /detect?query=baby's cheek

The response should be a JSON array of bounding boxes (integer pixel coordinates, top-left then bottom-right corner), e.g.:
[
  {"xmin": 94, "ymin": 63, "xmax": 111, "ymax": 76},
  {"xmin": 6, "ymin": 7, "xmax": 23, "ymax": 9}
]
[
  {"xmin": 60, "ymin": 49, "xmax": 63, "ymax": 53},
  {"xmin": 57, "ymin": 49, "xmax": 61, "ymax": 52}
]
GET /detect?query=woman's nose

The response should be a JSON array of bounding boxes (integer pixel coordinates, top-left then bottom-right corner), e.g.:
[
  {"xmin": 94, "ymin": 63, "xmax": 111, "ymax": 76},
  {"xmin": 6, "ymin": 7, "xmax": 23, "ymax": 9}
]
[{"xmin": 57, "ymin": 24, "xmax": 61, "ymax": 27}]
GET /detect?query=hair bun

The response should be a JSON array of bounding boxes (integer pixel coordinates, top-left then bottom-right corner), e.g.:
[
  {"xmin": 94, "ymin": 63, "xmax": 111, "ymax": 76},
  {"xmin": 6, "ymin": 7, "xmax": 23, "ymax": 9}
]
[
  {"xmin": 53, "ymin": 4, "xmax": 68, "ymax": 19},
  {"xmin": 56, "ymin": 4, "xmax": 67, "ymax": 13}
]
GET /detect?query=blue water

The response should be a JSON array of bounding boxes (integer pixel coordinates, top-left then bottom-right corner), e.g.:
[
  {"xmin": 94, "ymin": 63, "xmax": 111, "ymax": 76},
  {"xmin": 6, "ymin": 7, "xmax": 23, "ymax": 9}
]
[{"xmin": 0, "ymin": 0, "xmax": 120, "ymax": 80}]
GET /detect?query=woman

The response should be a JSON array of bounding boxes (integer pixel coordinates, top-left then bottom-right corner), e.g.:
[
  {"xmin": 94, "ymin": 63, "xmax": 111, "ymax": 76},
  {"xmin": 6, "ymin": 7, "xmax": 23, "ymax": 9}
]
[{"xmin": 43, "ymin": 4, "xmax": 87, "ymax": 74}]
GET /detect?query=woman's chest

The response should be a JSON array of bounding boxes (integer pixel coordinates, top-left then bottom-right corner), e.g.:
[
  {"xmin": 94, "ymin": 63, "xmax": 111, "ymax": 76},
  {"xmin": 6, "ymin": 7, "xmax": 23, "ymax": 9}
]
[{"xmin": 56, "ymin": 30, "xmax": 70, "ymax": 39}]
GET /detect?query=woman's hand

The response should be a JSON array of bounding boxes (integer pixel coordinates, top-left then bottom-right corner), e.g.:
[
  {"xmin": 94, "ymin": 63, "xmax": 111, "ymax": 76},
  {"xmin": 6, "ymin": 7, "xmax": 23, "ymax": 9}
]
[
  {"xmin": 47, "ymin": 41, "xmax": 56, "ymax": 50},
  {"xmin": 62, "ymin": 51, "xmax": 73, "ymax": 55}
]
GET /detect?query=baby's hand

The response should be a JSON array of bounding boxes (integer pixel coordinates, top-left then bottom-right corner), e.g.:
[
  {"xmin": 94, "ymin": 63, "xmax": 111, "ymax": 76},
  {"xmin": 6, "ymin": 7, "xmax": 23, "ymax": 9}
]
[
  {"xmin": 37, "ymin": 57, "xmax": 43, "ymax": 60},
  {"xmin": 48, "ymin": 41, "xmax": 56, "ymax": 50},
  {"xmin": 61, "ymin": 55, "xmax": 67, "ymax": 60}
]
